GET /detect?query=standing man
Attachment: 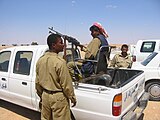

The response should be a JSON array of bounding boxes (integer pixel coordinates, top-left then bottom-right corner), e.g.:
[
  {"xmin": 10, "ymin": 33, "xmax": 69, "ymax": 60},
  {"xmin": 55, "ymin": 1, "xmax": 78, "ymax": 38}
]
[
  {"xmin": 35, "ymin": 33, "xmax": 77, "ymax": 120},
  {"xmin": 109, "ymin": 44, "xmax": 132, "ymax": 68}
]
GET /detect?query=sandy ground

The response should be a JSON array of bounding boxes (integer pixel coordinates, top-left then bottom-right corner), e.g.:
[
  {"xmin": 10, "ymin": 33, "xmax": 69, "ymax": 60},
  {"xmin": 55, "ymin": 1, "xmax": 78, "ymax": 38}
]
[
  {"xmin": 0, "ymin": 100, "xmax": 159, "ymax": 120},
  {"xmin": 143, "ymin": 101, "xmax": 160, "ymax": 120},
  {"xmin": 0, "ymin": 100, "xmax": 40, "ymax": 120}
]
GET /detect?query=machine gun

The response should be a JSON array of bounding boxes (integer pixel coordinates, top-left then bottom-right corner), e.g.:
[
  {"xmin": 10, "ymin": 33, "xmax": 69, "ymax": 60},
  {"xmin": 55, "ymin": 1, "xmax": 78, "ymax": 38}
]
[
  {"xmin": 49, "ymin": 27, "xmax": 81, "ymax": 46},
  {"xmin": 48, "ymin": 27, "xmax": 84, "ymax": 60}
]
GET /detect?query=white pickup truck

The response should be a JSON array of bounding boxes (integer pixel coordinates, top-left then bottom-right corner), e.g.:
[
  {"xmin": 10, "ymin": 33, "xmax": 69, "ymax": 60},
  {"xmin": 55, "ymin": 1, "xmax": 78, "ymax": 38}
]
[
  {"xmin": 0, "ymin": 45, "xmax": 149, "ymax": 120},
  {"xmin": 132, "ymin": 51, "xmax": 160, "ymax": 101}
]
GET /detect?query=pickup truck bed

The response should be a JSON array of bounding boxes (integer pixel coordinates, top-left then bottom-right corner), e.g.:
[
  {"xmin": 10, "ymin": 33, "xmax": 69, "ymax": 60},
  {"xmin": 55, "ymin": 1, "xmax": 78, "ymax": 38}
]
[{"xmin": 73, "ymin": 68, "xmax": 148, "ymax": 120}]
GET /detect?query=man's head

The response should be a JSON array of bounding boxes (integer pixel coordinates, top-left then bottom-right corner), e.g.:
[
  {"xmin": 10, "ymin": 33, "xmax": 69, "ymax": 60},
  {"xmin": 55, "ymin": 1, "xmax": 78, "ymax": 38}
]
[
  {"xmin": 121, "ymin": 44, "xmax": 128, "ymax": 57},
  {"xmin": 90, "ymin": 22, "xmax": 109, "ymax": 38},
  {"xmin": 89, "ymin": 25, "xmax": 101, "ymax": 38},
  {"xmin": 47, "ymin": 33, "xmax": 64, "ymax": 53}
]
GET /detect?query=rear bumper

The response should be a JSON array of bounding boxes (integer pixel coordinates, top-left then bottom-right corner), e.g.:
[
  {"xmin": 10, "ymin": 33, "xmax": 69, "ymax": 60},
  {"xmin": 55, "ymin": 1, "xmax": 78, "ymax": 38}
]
[{"xmin": 122, "ymin": 92, "xmax": 149, "ymax": 120}]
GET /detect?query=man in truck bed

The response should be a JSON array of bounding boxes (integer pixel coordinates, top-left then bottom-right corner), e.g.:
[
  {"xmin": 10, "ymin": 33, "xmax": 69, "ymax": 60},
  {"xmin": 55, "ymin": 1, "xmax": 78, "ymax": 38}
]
[{"xmin": 68, "ymin": 22, "xmax": 109, "ymax": 77}]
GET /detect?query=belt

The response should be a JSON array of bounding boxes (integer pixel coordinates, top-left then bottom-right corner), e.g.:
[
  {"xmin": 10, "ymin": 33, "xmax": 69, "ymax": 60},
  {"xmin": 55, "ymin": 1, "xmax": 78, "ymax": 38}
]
[{"xmin": 43, "ymin": 89, "xmax": 62, "ymax": 94}]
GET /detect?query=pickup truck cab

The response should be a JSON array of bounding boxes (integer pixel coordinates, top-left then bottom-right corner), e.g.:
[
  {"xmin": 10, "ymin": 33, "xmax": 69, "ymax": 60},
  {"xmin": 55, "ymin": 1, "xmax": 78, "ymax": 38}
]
[
  {"xmin": 132, "ymin": 51, "xmax": 160, "ymax": 101},
  {"xmin": 0, "ymin": 45, "xmax": 149, "ymax": 120}
]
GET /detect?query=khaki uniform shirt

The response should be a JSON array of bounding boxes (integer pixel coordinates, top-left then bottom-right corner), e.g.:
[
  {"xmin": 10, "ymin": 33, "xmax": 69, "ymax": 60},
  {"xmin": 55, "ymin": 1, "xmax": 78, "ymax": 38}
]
[
  {"xmin": 109, "ymin": 53, "xmax": 132, "ymax": 68},
  {"xmin": 84, "ymin": 38, "xmax": 101, "ymax": 59},
  {"xmin": 35, "ymin": 52, "xmax": 76, "ymax": 102}
]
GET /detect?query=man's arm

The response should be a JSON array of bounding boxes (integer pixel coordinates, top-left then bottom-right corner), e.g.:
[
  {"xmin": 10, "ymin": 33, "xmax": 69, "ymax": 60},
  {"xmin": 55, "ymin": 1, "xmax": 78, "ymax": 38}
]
[
  {"xmin": 58, "ymin": 60, "xmax": 77, "ymax": 107},
  {"xmin": 85, "ymin": 38, "xmax": 101, "ymax": 59},
  {"xmin": 109, "ymin": 55, "xmax": 117, "ymax": 67},
  {"xmin": 35, "ymin": 63, "xmax": 43, "ymax": 98},
  {"xmin": 35, "ymin": 63, "xmax": 44, "ymax": 110},
  {"xmin": 127, "ymin": 56, "xmax": 133, "ymax": 68}
]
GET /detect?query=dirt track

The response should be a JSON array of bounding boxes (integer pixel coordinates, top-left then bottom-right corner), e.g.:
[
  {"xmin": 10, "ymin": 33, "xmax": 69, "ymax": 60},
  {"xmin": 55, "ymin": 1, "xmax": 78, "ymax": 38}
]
[{"xmin": 0, "ymin": 100, "xmax": 159, "ymax": 120}]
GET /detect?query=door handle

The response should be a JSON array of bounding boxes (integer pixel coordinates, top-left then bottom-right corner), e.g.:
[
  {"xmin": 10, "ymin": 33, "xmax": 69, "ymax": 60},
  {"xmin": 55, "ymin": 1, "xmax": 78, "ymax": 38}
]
[
  {"xmin": 1, "ymin": 78, "xmax": 6, "ymax": 81},
  {"xmin": 22, "ymin": 82, "xmax": 27, "ymax": 85}
]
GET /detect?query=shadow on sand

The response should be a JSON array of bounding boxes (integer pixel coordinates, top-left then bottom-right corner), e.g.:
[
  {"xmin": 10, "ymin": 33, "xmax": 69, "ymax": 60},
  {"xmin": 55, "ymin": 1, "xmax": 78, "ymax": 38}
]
[{"xmin": 0, "ymin": 99, "xmax": 40, "ymax": 120}]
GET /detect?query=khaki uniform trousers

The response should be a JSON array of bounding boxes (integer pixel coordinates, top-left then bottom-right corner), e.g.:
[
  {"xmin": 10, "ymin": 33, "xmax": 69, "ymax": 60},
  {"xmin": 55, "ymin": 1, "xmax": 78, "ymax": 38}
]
[{"xmin": 41, "ymin": 91, "xmax": 70, "ymax": 120}]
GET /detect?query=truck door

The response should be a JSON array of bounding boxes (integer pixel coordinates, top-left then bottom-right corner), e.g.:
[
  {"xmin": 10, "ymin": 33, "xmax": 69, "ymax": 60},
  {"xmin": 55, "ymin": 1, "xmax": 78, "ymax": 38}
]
[
  {"xmin": 0, "ymin": 51, "xmax": 11, "ymax": 99},
  {"xmin": 8, "ymin": 50, "xmax": 33, "ymax": 109},
  {"xmin": 138, "ymin": 41, "xmax": 156, "ymax": 61}
]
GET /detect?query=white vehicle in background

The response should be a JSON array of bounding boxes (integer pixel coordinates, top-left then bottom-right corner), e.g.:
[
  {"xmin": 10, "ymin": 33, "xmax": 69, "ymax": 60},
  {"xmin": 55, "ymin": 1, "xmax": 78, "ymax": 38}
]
[
  {"xmin": 132, "ymin": 39, "xmax": 160, "ymax": 64},
  {"xmin": 132, "ymin": 51, "xmax": 160, "ymax": 101}
]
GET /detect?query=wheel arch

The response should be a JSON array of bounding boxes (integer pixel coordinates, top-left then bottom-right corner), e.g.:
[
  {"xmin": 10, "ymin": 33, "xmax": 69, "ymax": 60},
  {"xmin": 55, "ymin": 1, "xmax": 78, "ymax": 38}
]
[{"xmin": 145, "ymin": 79, "xmax": 160, "ymax": 86}]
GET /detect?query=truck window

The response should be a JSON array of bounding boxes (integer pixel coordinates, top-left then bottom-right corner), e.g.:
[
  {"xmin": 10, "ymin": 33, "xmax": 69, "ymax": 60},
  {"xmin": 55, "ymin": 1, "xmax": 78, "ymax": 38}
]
[
  {"xmin": 140, "ymin": 42, "xmax": 156, "ymax": 52},
  {"xmin": 0, "ymin": 51, "xmax": 11, "ymax": 72},
  {"xmin": 13, "ymin": 51, "xmax": 33, "ymax": 75}
]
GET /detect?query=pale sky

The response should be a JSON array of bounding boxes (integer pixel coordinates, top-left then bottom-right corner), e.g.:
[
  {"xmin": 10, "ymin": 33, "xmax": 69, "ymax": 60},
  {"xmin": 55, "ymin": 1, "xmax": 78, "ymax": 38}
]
[{"xmin": 0, "ymin": 0, "xmax": 160, "ymax": 45}]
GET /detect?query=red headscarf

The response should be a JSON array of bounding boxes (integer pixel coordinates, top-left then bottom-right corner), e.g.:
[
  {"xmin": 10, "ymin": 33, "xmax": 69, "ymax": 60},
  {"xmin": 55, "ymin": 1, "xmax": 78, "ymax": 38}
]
[{"xmin": 93, "ymin": 22, "xmax": 109, "ymax": 38}]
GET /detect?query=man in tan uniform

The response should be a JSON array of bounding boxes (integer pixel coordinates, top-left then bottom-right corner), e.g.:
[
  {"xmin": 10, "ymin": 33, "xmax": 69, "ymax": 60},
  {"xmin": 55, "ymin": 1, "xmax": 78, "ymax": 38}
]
[
  {"xmin": 109, "ymin": 44, "xmax": 132, "ymax": 68},
  {"xmin": 35, "ymin": 33, "xmax": 77, "ymax": 120}
]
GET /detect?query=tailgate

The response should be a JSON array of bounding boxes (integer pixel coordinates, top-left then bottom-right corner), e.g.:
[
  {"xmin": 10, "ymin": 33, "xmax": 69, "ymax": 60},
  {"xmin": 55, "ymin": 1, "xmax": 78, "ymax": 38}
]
[
  {"xmin": 121, "ymin": 71, "xmax": 147, "ymax": 119},
  {"xmin": 72, "ymin": 83, "xmax": 119, "ymax": 120}
]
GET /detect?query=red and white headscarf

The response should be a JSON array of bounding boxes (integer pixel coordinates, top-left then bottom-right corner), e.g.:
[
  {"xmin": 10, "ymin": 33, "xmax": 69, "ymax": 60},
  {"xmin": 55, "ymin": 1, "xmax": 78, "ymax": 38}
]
[{"xmin": 93, "ymin": 22, "xmax": 109, "ymax": 38}]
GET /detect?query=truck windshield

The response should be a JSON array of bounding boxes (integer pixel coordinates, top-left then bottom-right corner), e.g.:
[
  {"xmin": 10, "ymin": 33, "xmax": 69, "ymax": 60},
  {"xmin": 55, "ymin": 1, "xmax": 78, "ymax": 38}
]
[{"xmin": 141, "ymin": 52, "xmax": 158, "ymax": 66}]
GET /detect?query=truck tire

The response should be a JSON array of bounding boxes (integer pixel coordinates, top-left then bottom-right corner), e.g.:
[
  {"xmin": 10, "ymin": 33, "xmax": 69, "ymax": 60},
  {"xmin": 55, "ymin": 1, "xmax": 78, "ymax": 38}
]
[{"xmin": 145, "ymin": 81, "xmax": 160, "ymax": 101}]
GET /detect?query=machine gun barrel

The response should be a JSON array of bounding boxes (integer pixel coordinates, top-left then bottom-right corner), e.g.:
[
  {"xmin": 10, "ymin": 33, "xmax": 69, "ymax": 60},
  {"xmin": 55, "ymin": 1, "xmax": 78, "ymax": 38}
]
[{"xmin": 48, "ymin": 27, "xmax": 80, "ymax": 46}]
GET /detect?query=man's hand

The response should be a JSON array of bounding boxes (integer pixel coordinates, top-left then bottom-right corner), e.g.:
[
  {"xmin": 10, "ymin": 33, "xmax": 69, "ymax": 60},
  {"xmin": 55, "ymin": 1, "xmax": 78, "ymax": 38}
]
[
  {"xmin": 78, "ymin": 44, "xmax": 86, "ymax": 51},
  {"xmin": 39, "ymin": 98, "xmax": 42, "ymax": 110},
  {"xmin": 71, "ymin": 101, "xmax": 77, "ymax": 107},
  {"xmin": 71, "ymin": 96, "xmax": 77, "ymax": 107}
]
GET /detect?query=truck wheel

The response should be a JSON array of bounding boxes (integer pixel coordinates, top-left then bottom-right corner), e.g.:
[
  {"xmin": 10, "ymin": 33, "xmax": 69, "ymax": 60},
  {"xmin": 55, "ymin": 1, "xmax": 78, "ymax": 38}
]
[{"xmin": 145, "ymin": 81, "xmax": 160, "ymax": 101}]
